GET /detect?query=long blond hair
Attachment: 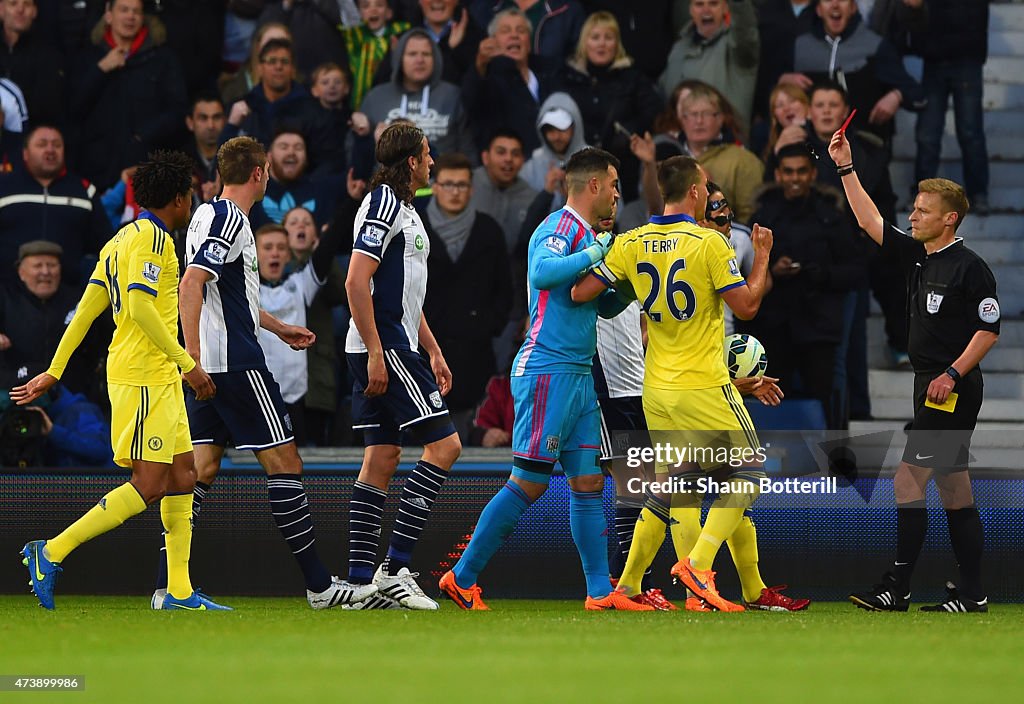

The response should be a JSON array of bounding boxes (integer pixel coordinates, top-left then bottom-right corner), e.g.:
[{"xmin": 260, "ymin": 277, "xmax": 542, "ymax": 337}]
[
  {"xmin": 764, "ymin": 84, "xmax": 810, "ymax": 160},
  {"xmin": 573, "ymin": 11, "xmax": 630, "ymax": 69}
]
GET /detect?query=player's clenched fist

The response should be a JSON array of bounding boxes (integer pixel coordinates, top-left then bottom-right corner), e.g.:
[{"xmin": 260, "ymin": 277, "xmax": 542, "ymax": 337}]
[{"xmin": 751, "ymin": 223, "xmax": 773, "ymax": 254}]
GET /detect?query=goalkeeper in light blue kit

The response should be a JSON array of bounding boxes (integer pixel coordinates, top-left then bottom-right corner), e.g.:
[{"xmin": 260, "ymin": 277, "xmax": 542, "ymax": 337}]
[{"xmin": 439, "ymin": 148, "xmax": 652, "ymax": 611}]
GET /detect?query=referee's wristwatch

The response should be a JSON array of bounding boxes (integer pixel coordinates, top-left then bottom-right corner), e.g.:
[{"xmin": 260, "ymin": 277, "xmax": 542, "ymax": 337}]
[{"xmin": 944, "ymin": 366, "xmax": 961, "ymax": 384}]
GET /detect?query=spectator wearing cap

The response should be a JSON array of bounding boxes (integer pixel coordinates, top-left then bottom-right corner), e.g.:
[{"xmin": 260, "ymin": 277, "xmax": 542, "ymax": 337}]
[
  {"xmin": 0, "ymin": 125, "xmax": 110, "ymax": 285},
  {"xmin": 520, "ymin": 93, "xmax": 587, "ymax": 209},
  {"xmin": 0, "ymin": 240, "xmax": 110, "ymax": 406},
  {"xmin": 549, "ymin": 10, "xmax": 662, "ymax": 202},
  {"xmin": 69, "ymin": 0, "xmax": 188, "ymax": 190},
  {"xmin": 739, "ymin": 143, "xmax": 864, "ymax": 428}
]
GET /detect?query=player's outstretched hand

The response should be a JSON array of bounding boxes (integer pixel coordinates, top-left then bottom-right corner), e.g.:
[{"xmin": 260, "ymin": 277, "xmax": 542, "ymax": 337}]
[
  {"xmin": 583, "ymin": 231, "xmax": 614, "ymax": 265},
  {"xmin": 365, "ymin": 352, "xmax": 388, "ymax": 397},
  {"xmin": 828, "ymin": 129, "xmax": 853, "ymax": 167},
  {"xmin": 732, "ymin": 375, "xmax": 784, "ymax": 406},
  {"xmin": 279, "ymin": 324, "xmax": 316, "ymax": 350},
  {"xmin": 183, "ymin": 365, "xmax": 216, "ymax": 401},
  {"xmin": 10, "ymin": 372, "xmax": 58, "ymax": 406},
  {"xmin": 751, "ymin": 223, "xmax": 773, "ymax": 255}
]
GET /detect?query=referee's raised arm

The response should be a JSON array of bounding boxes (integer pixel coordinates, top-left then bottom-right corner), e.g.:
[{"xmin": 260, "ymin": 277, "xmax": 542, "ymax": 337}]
[{"xmin": 828, "ymin": 130, "xmax": 884, "ymax": 246}]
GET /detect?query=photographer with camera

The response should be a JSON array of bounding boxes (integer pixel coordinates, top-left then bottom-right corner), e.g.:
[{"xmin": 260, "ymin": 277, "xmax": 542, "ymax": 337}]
[{"xmin": 0, "ymin": 376, "xmax": 112, "ymax": 468}]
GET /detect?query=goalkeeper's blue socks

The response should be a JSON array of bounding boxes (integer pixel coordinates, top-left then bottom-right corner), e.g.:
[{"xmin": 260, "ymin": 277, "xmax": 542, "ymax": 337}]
[
  {"xmin": 453, "ymin": 481, "xmax": 531, "ymax": 588},
  {"xmin": 570, "ymin": 488, "xmax": 611, "ymax": 599}
]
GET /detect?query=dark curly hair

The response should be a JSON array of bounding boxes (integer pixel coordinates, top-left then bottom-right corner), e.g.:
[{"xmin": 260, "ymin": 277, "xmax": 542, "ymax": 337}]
[
  {"xmin": 370, "ymin": 122, "xmax": 426, "ymax": 203},
  {"xmin": 132, "ymin": 150, "xmax": 194, "ymax": 210}
]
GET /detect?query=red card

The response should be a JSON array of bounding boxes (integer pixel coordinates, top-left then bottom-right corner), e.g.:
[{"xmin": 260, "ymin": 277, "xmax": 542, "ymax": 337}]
[{"xmin": 839, "ymin": 108, "xmax": 857, "ymax": 134}]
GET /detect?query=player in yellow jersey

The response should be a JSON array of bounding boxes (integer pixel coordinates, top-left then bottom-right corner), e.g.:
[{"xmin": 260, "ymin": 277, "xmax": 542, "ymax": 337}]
[
  {"xmin": 573, "ymin": 155, "xmax": 774, "ymax": 611},
  {"xmin": 12, "ymin": 151, "xmax": 228, "ymax": 611}
]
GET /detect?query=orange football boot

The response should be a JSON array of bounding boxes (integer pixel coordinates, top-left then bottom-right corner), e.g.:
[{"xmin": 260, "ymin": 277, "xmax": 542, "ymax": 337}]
[{"xmin": 438, "ymin": 570, "xmax": 489, "ymax": 610}]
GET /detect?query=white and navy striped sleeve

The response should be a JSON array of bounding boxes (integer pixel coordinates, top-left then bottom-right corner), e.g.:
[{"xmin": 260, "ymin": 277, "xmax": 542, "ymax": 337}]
[
  {"xmin": 352, "ymin": 185, "xmax": 401, "ymax": 262},
  {"xmin": 187, "ymin": 200, "xmax": 246, "ymax": 281},
  {"xmin": 0, "ymin": 78, "xmax": 28, "ymax": 132}
]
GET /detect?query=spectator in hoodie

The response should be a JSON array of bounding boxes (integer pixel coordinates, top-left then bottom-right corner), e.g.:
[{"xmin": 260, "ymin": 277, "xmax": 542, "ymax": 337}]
[
  {"xmin": 469, "ymin": 0, "xmax": 584, "ymax": 61},
  {"xmin": 343, "ymin": 0, "xmax": 411, "ymax": 110},
  {"xmin": 659, "ymin": 0, "xmax": 760, "ymax": 137},
  {"xmin": 550, "ymin": 10, "xmax": 662, "ymax": 201},
  {"xmin": 373, "ymin": 0, "xmax": 486, "ymax": 86},
  {"xmin": 0, "ymin": 0, "xmax": 65, "ymax": 127},
  {"xmin": 250, "ymin": 127, "xmax": 341, "ymax": 228},
  {"xmin": 519, "ymin": 92, "xmax": 587, "ymax": 209},
  {"xmin": 258, "ymin": 0, "xmax": 348, "ymax": 78},
  {"xmin": 356, "ymin": 27, "xmax": 475, "ymax": 160},
  {"xmin": 462, "ymin": 7, "xmax": 556, "ymax": 153},
  {"xmin": 69, "ymin": 0, "xmax": 188, "ymax": 190},
  {"xmin": 219, "ymin": 38, "xmax": 327, "ymax": 157}
]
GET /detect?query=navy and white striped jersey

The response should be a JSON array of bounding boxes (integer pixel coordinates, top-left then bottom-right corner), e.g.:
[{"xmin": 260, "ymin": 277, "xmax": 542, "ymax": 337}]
[
  {"xmin": 185, "ymin": 197, "xmax": 265, "ymax": 373},
  {"xmin": 594, "ymin": 300, "xmax": 645, "ymax": 399},
  {"xmin": 0, "ymin": 78, "xmax": 28, "ymax": 133},
  {"xmin": 345, "ymin": 184, "xmax": 430, "ymax": 354}
]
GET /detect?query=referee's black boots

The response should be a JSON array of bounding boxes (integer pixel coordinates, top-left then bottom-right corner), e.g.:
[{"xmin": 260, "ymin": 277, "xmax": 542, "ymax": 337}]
[{"xmin": 848, "ymin": 572, "xmax": 911, "ymax": 612}]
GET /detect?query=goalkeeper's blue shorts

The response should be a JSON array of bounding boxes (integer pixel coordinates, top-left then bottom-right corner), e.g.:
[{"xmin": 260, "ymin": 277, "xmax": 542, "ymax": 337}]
[{"xmin": 511, "ymin": 372, "xmax": 600, "ymax": 472}]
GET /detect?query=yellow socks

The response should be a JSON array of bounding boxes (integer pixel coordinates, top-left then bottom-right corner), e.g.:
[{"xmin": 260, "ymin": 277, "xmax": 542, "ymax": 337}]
[
  {"xmin": 161, "ymin": 493, "xmax": 195, "ymax": 599},
  {"xmin": 668, "ymin": 486, "xmax": 703, "ymax": 562},
  {"xmin": 617, "ymin": 500, "xmax": 669, "ymax": 595},
  {"xmin": 46, "ymin": 483, "xmax": 147, "ymax": 563},
  {"xmin": 728, "ymin": 514, "xmax": 768, "ymax": 602}
]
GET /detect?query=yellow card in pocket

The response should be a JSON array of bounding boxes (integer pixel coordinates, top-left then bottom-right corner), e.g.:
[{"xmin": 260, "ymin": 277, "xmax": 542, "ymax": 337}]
[{"xmin": 925, "ymin": 392, "xmax": 958, "ymax": 413}]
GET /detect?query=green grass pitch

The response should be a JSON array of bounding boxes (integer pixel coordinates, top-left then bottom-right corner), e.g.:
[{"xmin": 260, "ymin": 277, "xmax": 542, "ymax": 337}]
[{"xmin": 2, "ymin": 597, "xmax": 1023, "ymax": 703}]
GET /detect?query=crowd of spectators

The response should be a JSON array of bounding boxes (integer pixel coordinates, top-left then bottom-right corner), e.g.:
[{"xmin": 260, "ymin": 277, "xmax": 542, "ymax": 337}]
[{"xmin": 0, "ymin": 0, "xmax": 995, "ymax": 462}]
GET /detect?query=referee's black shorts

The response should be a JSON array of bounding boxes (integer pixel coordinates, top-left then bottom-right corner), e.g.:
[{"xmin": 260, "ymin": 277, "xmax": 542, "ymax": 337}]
[{"xmin": 903, "ymin": 370, "xmax": 983, "ymax": 473}]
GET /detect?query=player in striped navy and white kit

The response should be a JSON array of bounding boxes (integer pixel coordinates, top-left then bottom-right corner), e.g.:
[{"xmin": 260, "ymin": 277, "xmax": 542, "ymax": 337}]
[
  {"xmin": 170, "ymin": 136, "xmax": 378, "ymax": 611},
  {"xmin": 341, "ymin": 123, "xmax": 462, "ymax": 610}
]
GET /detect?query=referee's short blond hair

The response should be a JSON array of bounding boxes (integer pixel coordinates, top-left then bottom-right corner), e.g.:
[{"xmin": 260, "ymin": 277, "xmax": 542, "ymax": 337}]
[{"xmin": 918, "ymin": 178, "xmax": 969, "ymax": 231}]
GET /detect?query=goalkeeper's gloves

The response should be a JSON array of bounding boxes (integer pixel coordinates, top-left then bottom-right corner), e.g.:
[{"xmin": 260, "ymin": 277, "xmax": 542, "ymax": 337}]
[{"xmin": 582, "ymin": 231, "xmax": 614, "ymax": 265}]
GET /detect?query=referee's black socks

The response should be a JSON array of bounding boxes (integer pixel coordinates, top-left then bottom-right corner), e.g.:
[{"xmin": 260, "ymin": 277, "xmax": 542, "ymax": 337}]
[
  {"xmin": 946, "ymin": 505, "xmax": 985, "ymax": 601},
  {"xmin": 894, "ymin": 500, "xmax": 928, "ymax": 594}
]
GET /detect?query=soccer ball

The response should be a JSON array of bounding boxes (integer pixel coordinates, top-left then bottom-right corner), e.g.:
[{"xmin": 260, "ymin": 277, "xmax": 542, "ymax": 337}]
[{"xmin": 724, "ymin": 334, "xmax": 768, "ymax": 379}]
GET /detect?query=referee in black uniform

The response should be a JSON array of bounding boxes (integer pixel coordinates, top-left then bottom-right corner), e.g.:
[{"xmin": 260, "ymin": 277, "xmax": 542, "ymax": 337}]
[{"xmin": 829, "ymin": 129, "xmax": 1000, "ymax": 613}]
